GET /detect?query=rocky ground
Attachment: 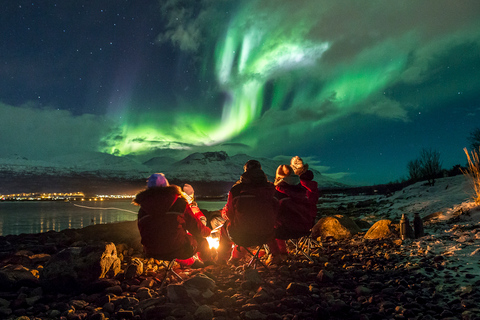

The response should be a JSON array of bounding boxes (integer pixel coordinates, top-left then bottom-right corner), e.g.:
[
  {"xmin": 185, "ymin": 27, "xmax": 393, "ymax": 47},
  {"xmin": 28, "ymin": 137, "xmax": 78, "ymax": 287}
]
[{"xmin": 1, "ymin": 215, "xmax": 480, "ymax": 320}]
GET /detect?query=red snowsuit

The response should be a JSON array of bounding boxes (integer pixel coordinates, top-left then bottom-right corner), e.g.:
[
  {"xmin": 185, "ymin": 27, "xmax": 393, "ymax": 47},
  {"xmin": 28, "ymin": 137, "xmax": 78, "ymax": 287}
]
[
  {"xmin": 268, "ymin": 174, "xmax": 320, "ymax": 257},
  {"xmin": 218, "ymin": 168, "xmax": 278, "ymax": 260},
  {"xmin": 274, "ymin": 179, "xmax": 319, "ymax": 239},
  {"xmin": 134, "ymin": 186, "xmax": 211, "ymax": 260}
]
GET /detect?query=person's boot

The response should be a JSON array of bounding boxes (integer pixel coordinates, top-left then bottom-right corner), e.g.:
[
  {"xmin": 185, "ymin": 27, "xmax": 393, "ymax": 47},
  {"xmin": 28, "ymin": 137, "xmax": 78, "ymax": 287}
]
[
  {"xmin": 176, "ymin": 257, "xmax": 195, "ymax": 268},
  {"xmin": 228, "ymin": 245, "xmax": 246, "ymax": 266}
]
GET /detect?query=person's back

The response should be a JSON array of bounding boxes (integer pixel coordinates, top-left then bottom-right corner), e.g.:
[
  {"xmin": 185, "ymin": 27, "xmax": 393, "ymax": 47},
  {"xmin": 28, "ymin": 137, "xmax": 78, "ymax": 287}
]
[
  {"xmin": 134, "ymin": 173, "xmax": 211, "ymax": 261},
  {"xmin": 275, "ymin": 181, "xmax": 317, "ymax": 238},
  {"xmin": 224, "ymin": 168, "xmax": 278, "ymax": 246},
  {"xmin": 135, "ymin": 185, "xmax": 192, "ymax": 259}
]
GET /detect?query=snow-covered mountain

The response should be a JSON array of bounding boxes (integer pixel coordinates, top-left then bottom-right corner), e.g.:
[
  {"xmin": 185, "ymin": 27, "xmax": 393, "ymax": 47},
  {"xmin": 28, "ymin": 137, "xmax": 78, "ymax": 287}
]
[
  {"xmin": 143, "ymin": 151, "xmax": 346, "ymax": 188},
  {"xmin": 0, "ymin": 152, "xmax": 151, "ymax": 179},
  {"xmin": 0, "ymin": 151, "xmax": 345, "ymax": 194}
]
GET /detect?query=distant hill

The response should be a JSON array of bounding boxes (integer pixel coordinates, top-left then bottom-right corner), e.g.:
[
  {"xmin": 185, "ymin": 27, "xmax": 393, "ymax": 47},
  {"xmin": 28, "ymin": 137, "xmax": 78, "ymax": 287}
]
[{"xmin": 0, "ymin": 151, "xmax": 346, "ymax": 195}]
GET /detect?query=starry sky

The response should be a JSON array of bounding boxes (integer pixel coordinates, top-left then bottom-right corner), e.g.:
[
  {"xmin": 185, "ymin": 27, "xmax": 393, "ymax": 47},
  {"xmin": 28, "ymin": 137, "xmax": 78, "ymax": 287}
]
[{"xmin": 1, "ymin": 0, "xmax": 480, "ymax": 186}]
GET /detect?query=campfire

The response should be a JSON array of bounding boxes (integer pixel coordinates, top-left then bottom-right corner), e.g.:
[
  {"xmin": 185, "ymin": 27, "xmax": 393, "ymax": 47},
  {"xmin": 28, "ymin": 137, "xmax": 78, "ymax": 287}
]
[{"xmin": 206, "ymin": 228, "xmax": 220, "ymax": 249}]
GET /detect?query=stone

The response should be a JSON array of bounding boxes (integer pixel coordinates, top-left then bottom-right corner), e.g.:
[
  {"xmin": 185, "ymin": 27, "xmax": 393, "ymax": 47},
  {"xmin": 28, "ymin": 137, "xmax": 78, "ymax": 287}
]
[
  {"xmin": 244, "ymin": 269, "xmax": 262, "ymax": 284},
  {"xmin": 89, "ymin": 313, "xmax": 106, "ymax": 320},
  {"xmin": 355, "ymin": 286, "xmax": 372, "ymax": 296},
  {"xmin": 41, "ymin": 242, "xmax": 121, "ymax": 292},
  {"xmin": 135, "ymin": 287, "xmax": 152, "ymax": 300},
  {"xmin": 105, "ymin": 285, "xmax": 123, "ymax": 295},
  {"xmin": 102, "ymin": 302, "xmax": 115, "ymax": 314},
  {"xmin": 167, "ymin": 284, "xmax": 197, "ymax": 305},
  {"xmin": 316, "ymin": 269, "xmax": 334, "ymax": 283},
  {"xmin": 311, "ymin": 215, "xmax": 361, "ymax": 240},
  {"xmin": 194, "ymin": 304, "xmax": 213, "ymax": 320},
  {"xmin": 286, "ymin": 282, "xmax": 310, "ymax": 295},
  {"xmin": 183, "ymin": 273, "xmax": 216, "ymax": 291},
  {"xmin": 125, "ymin": 258, "xmax": 143, "ymax": 279},
  {"xmin": 0, "ymin": 298, "xmax": 9, "ymax": 308},
  {"xmin": 0, "ymin": 306, "xmax": 13, "ymax": 318},
  {"xmin": 244, "ymin": 309, "xmax": 267, "ymax": 320},
  {"xmin": 364, "ymin": 220, "xmax": 397, "ymax": 240},
  {"xmin": 0, "ymin": 265, "xmax": 39, "ymax": 290},
  {"xmin": 252, "ymin": 288, "xmax": 271, "ymax": 303},
  {"xmin": 117, "ymin": 309, "xmax": 135, "ymax": 319}
]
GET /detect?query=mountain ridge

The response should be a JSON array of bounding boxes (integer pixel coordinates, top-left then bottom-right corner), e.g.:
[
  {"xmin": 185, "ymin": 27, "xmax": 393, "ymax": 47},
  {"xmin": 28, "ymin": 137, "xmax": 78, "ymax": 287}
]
[{"xmin": 0, "ymin": 151, "xmax": 346, "ymax": 195}]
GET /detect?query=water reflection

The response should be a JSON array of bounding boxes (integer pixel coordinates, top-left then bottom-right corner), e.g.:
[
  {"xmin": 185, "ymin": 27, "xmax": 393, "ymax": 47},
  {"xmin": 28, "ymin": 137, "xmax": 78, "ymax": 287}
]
[{"xmin": 0, "ymin": 200, "xmax": 226, "ymax": 236}]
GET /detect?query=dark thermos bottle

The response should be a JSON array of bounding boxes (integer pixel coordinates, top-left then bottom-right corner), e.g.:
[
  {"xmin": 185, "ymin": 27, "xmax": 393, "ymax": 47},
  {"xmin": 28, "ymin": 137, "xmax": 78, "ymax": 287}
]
[
  {"xmin": 414, "ymin": 212, "xmax": 424, "ymax": 238},
  {"xmin": 400, "ymin": 214, "xmax": 414, "ymax": 240}
]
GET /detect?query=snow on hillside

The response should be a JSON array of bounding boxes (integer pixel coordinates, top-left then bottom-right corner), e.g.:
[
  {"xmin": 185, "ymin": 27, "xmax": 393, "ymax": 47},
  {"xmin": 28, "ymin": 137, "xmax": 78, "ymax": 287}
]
[
  {"xmin": 319, "ymin": 175, "xmax": 475, "ymax": 223},
  {"xmin": 319, "ymin": 174, "xmax": 480, "ymax": 300},
  {"xmin": 0, "ymin": 152, "xmax": 151, "ymax": 179},
  {"xmin": 49, "ymin": 152, "xmax": 151, "ymax": 174}
]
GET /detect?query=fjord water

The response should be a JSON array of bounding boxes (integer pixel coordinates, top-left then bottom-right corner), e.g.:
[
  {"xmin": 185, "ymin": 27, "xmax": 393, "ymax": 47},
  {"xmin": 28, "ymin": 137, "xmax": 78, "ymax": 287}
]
[{"xmin": 0, "ymin": 200, "xmax": 226, "ymax": 236}]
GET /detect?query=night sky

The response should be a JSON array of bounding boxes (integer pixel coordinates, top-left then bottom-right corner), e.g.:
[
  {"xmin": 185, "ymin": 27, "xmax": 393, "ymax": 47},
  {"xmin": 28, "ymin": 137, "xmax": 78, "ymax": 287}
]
[{"xmin": 1, "ymin": 0, "xmax": 480, "ymax": 186}]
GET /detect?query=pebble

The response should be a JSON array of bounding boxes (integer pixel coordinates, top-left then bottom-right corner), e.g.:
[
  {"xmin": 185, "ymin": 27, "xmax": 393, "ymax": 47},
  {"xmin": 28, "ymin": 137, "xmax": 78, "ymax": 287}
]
[{"xmin": 0, "ymin": 226, "xmax": 478, "ymax": 319}]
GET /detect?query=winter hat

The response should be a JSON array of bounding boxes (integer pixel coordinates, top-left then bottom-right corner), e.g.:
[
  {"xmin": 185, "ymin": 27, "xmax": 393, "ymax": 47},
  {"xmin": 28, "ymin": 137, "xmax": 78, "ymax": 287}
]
[
  {"xmin": 290, "ymin": 156, "xmax": 309, "ymax": 176},
  {"xmin": 240, "ymin": 168, "xmax": 267, "ymax": 184},
  {"xmin": 275, "ymin": 164, "xmax": 293, "ymax": 180},
  {"xmin": 243, "ymin": 159, "xmax": 262, "ymax": 172},
  {"xmin": 147, "ymin": 173, "xmax": 169, "ymax": 188},
  {"xmin": 275, "ymin": 164, "xmax": 296, "ymax": 185}
]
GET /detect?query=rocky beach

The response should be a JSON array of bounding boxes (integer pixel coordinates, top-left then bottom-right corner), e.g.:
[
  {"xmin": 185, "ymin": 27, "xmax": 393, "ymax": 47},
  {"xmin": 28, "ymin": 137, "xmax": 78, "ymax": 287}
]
[{"xmin": 1, "ymin": 175, "xmax": 480, "ymax": 320}]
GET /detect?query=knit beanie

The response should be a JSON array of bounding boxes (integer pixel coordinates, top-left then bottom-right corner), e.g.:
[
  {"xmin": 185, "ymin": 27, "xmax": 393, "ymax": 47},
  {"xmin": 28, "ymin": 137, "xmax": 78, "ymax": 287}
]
[
  {"xmin": 243, "ymin": 159, "xmax": 262, "ymax": 172},
  {"xmin": 276, "ymin": 165, "xmax": 292, "ymax": 180},
  {"xmin": 274, "ymin": 165, "xmax": 295, "ymax": 185},
  {"xmin": 290, "ymin": 156, "xmax": 308, "ymax": 176},
  {"xmin": 147, "ymin": 173, "xmax": 169, "ymax": 188}
]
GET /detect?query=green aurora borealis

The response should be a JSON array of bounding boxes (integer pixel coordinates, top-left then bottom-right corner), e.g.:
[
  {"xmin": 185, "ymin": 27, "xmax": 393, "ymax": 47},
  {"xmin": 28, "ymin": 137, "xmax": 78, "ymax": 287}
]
[{"xmin": 1, "ymin": 0, "xmax": 480, "ymax": 185}]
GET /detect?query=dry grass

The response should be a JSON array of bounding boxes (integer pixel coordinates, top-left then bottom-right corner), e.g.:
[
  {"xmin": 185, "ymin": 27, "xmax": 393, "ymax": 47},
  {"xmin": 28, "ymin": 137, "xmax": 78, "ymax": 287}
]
[{"xmin": 462, "ymin": 147, "xmax": 480, "ymax": 204}]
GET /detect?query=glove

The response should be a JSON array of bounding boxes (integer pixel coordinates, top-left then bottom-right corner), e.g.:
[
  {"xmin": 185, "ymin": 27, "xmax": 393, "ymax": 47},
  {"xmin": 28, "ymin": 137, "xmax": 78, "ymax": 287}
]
[
  {"xmin": 182, "ymin": 184, "xmax": 195, "ymax": 204},
  {"xmin": 290, "ymin": 156, "xmax": 308, "ymax": 176},
  {"xmin": 183, "ymin": 184, "xmax": 194, "ymax": 196}
]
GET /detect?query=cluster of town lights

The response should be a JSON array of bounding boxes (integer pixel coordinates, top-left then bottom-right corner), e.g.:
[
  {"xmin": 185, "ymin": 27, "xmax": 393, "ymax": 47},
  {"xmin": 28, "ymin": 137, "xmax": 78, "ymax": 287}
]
[{"xmin": 0, "ymin": 192, "xmax": 135, "ymax": 201}]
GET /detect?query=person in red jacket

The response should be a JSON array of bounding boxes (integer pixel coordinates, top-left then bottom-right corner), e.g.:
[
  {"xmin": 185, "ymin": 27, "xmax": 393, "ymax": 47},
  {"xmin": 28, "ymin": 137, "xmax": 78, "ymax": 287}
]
[
  {"xmin": 267, "ymin": 159, "xmax": 320, "ymax": 265},
  {"xmin": 134, "ymin": 173, "xmax": 213, "ymax": 268},
  {"xmin": 290, "ymin": 156, "xmax": 320, "ymax": 208},
  {"xmin": 217, "ymin": 160, "xmax": 279, "ymax": 265}
]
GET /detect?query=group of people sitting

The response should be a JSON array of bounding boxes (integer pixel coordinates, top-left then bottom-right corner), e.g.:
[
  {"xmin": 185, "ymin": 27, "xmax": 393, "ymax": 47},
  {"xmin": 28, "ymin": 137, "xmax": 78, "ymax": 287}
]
[{"xmin": 133, "ymin": 156, "xmax": 320, "ymax": 268}]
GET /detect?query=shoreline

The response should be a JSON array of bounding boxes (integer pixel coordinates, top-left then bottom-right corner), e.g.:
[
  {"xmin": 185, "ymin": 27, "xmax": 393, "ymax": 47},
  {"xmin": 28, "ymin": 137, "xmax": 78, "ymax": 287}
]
[{"xmin": 1, "ymin": 219, "xmax": 479, "ymax": 319}]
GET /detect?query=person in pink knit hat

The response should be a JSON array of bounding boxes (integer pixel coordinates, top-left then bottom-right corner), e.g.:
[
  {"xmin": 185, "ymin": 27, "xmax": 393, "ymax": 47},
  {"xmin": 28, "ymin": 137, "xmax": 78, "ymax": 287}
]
[{"xmin": 134, "ymin": 173, "xmax": 214, "ymax": 268}]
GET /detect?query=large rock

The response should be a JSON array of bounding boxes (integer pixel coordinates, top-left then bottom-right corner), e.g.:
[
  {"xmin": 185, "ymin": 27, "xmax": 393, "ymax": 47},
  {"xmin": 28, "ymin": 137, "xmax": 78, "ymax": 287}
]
[
  {"xmin": 41, "ymin": 242, "xmax": 121, "ymax": 292},
  {"xmin": 0, "ymin": 265, "xmax": 39, "ymax": 290},
  {"xmin": 70, "ymin": 221, "xmax": 143, "ymax": 253},
  {"xmin": 311, "ymin": 215, "xmax": 361, "ymax": 241},
  {"xmin": 364, "ymin": 219, "xmax": 398, "ymax": 240}
]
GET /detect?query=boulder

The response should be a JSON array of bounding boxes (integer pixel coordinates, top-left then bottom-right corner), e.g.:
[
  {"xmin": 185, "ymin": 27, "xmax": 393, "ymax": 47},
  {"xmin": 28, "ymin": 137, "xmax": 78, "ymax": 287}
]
[
  {"xmin": 364, "ymin": 220, "xmax": 398, "ymax": 240},
  {"xmin": 0, "ymin": 265, "xmax": 39, "ymax": 290},
  {"xmin": 71, "ymin": 221, "xmax": 143, "ymax": 252},
  {"xmin": 41, "ymin": 242, "xmax": 121, "ymax": 292},
  {"xmin": 311, "ymin": 215, "xmax": 361, "ymax": 241}
]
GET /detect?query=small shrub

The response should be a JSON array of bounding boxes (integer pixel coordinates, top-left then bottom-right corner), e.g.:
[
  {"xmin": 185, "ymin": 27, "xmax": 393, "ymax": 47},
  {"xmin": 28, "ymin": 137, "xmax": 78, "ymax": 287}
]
[
  {"xmin": 407, "ymin": 148, "xmax": 442, "ymax": 185},
  {"xmin": 462, "ymin": 147, "xmax": 480, "ymax": 204}
]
